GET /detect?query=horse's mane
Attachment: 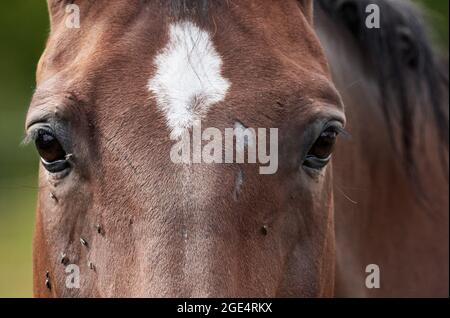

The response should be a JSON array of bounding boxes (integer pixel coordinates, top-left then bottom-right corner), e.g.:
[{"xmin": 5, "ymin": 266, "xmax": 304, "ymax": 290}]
[
  {"xmin": 317, "ymin": 0, "xmax": 449, "ymax": 180},
  {"xmin": 167, "ymin": 0, "xmax": 210, "ymax": 18}
]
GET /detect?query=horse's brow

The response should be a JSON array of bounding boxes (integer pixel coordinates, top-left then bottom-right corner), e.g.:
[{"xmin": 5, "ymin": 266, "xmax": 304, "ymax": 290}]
[{"xmin": 318, "ymin": 85, "xmax": 345, "ymax": 111}]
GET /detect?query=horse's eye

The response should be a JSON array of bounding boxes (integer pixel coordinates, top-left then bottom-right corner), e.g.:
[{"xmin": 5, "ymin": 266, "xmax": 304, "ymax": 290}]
[
  {"xmin": 303, "ymin": 126, "xmax": 340, "ymax": 170},
  {"xmin": 311, "ymin": 128, "xmax": 338, "ymax": 159},
  {"xmin": 35, "ymin": 129, "xmax": 69, "ymax": 172}
]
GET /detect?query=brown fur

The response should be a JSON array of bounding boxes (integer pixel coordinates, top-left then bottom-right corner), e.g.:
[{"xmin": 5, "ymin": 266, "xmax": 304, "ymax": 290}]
[
  {"xmin": 29, "ymin": 0, "xmax": 343, "ymax": 297},
  {"xmin": 27, "ymin": 0, "xmax": 447, "ymax": 298}
]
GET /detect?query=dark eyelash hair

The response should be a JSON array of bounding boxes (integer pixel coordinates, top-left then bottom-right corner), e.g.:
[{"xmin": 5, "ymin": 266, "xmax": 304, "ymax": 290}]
[{"xmin": 21, "ymin": 125, "xmax": 58, "ymax": 147}]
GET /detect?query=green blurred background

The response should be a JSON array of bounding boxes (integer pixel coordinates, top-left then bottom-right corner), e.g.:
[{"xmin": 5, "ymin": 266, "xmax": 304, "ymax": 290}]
[{"xmin": 0, "ymin": 0, "xmax": 448, "ymax": 298}]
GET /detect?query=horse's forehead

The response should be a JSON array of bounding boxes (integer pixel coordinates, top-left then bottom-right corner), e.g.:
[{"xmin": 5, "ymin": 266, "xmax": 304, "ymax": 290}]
[
  {"xmin": 44, "ymin": 1, "xmax": 323, "ymax": 73},
  {"xmin": 38, "ymin": 1, "xmax": 331, "ymax": 125}
]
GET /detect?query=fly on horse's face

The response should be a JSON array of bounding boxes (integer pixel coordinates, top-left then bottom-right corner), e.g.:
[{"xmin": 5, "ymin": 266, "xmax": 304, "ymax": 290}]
[{"xmin": 27, "ymin": 0, "xmax": 345, "ymax": 297}]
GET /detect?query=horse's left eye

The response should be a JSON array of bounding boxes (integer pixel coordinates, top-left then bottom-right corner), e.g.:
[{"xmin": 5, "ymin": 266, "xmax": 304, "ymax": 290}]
[
  {"xmin": 35, "ymin": 129, "xmax": 70, "ymax": 173},
  {"xmin": 303, "ymin": 126, "xmax": 340, "ymax": 170}
]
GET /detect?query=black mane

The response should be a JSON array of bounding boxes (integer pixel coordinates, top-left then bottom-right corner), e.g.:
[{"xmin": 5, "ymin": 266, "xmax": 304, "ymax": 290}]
[{"xmin": 317, "ymin": 0, "xmax": 449, "ymax": 179}]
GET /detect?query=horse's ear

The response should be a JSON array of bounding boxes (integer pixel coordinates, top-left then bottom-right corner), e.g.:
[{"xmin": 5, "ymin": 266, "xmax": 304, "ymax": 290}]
[{"xmin": 297, "ymin": 0, "xmax": 314, "ymax": 25}]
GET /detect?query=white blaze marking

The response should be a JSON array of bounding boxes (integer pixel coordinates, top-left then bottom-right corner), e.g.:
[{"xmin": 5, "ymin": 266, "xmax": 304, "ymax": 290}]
[{"xmin": 148, "ymin": 21, "xmax": 231, "ymax": 139}]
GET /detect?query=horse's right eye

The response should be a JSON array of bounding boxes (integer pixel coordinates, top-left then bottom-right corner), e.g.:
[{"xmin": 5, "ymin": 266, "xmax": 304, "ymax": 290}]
[
  {"xmin": 35, "ymin": 129, "xmax": 70, "ymax": 173},
  {"xmin": 303, "ymin": 123, "xmax": 342, "ymax": 171}
]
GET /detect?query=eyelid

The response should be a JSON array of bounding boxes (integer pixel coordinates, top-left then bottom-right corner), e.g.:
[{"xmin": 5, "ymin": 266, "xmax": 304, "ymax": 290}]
[
  {"xmin": 23, "ymin": 121, "xmax": 72, "ymax": 152},
  {"xmin": 324, "ymin": 121, "xmax": 351, "ymax": 139},
  {"xmin": 22, "ymin": 124, "xmax": 53, "ymax": 146}
]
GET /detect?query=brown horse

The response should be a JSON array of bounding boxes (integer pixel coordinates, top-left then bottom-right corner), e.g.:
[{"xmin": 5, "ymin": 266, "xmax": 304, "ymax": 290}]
[{"xmin": 25, "ymin": 0, "xmax": 448, "ymax": 297}]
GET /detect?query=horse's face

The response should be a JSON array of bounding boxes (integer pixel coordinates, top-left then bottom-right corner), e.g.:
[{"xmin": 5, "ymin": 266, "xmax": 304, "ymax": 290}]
[{"xmin": 27, "ymin": 0, "xmax": 345, "ymax": 297}]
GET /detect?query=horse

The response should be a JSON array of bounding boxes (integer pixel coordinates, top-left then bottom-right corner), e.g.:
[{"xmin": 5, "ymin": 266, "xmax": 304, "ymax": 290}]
[{"xmin": 25, "ymin": 0, "xmax": 448, "ymax": 297}]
